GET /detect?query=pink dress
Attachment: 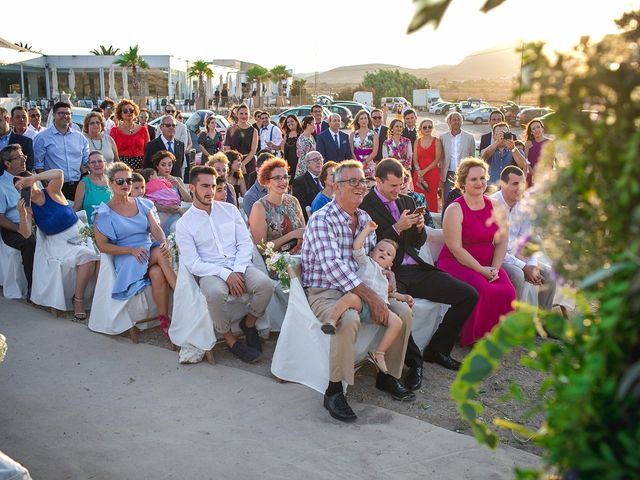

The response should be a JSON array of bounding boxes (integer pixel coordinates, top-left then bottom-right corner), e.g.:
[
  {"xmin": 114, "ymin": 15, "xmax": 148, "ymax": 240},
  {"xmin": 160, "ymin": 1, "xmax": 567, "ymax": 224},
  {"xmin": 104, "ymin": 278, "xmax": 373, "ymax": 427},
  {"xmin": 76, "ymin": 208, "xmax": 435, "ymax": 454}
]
[{"xmin": 437, "ymin": 196, "xmax": 516, "ymax": 346}]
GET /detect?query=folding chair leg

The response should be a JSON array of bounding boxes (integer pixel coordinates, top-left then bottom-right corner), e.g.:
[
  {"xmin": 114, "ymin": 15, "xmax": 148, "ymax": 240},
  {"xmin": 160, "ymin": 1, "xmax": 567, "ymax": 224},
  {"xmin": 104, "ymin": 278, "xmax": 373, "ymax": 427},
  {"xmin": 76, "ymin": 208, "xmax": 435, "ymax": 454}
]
[{"xmin": 204, "ymin": 350, "xmax": 215, "ymax": 364}]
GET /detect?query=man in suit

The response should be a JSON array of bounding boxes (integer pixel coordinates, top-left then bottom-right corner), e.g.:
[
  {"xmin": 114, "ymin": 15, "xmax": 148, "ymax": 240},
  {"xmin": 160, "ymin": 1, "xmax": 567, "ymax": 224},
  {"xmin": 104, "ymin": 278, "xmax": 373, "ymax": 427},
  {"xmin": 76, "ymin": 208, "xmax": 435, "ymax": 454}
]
[
  {"xmin": 440, "ymin": 112, "xmax": 476, "ymax": 202},
  {"xmin": 401, "ymin": 109, "xmax": 418, "ymax": 150},
  {"xmin": 292, "ymin": 150, "xmax": 323, "ymax": 221},
  {"xmin": 144, "ymin": 117, "xmax": 185, "ymax": 178},
  {"xmin": 371, "ymin": 109, "xmax": 389, "ymax": 162},
  {"xmin": 138, "ymin": 108, "xmax": 155, "ymax": 140},
  {"xmin": 479, "ymin": 110, "xmax": 506, "ymax": 153},
  {"xmin": 316, "ymin": 114, "xmax": 351, "ymax": 162},
  {"xmin": 0, "ymin": 107, "xmax": 34, "ymax": 173},
  {"xmin": 311, "ymin": 104, "xmax": 329, "ymax": 140},
  {"xmin": 360, "ymin": 158, "xmax": 479, "ymax": 390}
]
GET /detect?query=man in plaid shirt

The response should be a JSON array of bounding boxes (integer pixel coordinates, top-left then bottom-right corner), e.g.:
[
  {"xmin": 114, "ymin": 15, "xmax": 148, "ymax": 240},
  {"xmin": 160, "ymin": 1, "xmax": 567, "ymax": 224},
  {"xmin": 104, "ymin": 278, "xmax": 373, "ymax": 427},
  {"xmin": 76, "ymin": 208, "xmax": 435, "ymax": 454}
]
[{"xmin": 302, "ymin": 160, "xmax": 415, "ymax": 423}]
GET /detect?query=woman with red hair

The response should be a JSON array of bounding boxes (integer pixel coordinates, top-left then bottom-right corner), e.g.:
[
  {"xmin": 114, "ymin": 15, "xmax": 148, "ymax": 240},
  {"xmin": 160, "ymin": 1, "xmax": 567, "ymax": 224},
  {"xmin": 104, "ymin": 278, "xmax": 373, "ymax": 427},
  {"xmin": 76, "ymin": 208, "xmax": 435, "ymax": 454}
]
[{"xmin": 248, "ymin": 158, "xmax": 305, "ymax": 254}]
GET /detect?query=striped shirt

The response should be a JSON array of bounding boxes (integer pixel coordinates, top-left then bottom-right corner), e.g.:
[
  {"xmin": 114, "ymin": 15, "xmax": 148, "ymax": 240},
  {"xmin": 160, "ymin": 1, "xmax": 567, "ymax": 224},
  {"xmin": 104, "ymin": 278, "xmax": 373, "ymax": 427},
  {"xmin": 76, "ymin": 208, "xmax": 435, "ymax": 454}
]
[{"xmin": 301, "ymin": 200, "xmax": 376, "ymax": 292}]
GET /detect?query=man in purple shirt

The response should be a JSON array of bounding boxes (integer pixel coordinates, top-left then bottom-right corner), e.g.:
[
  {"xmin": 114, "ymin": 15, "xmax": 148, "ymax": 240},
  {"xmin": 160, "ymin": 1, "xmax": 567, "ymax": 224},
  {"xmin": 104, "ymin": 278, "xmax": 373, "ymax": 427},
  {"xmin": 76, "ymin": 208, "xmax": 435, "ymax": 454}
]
[
  {"xmin": 302, "ymin": 160, "xmax": 415, "ymax": 423},
  {"xmin": 361, "ymin": 158, "xmax": 479, "ymax": 388}
]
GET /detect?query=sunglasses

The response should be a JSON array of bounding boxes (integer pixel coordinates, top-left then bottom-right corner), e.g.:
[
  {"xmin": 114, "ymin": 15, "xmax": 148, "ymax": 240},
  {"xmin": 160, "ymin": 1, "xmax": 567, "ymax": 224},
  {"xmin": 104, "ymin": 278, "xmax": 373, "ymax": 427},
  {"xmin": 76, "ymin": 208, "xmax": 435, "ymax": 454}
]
[
  {"xmin": 371, "ymin": 116, "xmax": 382, "ymax": 120},
  {"xmin": 422, "ymin": 125, "xmax": 433, "ymax": 130},
  {"xmin": 122, "ymin": 108, "xmax": 135, "ymax": 114},
  {"xmin": 114, "ymin": 177, "xmax": 133, "ymax": 186},
  {"xmin": 162, "ymin": 123, "xmax": 177, "ymax": 128},
  {"xmin": 166, "ymin": 110, "xmax": 176, "ymax": 114}
]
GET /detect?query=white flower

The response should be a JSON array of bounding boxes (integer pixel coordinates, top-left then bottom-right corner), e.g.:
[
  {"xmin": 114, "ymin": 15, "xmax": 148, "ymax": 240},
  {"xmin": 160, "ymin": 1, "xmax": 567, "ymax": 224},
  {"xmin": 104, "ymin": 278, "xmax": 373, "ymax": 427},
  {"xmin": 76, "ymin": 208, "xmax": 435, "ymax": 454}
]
[{"xmin": 266, "ymin": 241, "xmax": 275, "ymax": 249}]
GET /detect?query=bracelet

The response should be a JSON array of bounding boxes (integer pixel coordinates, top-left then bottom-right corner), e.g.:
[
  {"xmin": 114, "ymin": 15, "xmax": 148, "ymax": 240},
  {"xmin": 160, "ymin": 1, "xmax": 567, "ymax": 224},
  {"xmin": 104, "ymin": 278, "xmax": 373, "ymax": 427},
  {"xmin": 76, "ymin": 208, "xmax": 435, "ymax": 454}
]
[{"xmin": 511, "ymin": 147, "xmax": 518, "ymax": 153}]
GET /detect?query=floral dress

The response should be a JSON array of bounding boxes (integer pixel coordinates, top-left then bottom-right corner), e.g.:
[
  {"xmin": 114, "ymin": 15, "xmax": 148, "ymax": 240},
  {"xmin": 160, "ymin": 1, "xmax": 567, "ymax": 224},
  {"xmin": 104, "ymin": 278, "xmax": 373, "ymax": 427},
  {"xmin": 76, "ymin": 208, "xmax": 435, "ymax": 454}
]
[
  {"xmin": 258, "ymin": 194, "xmax": 304, "ymax": 254},
  {"xmin": 295, "ymin": 134, "xmax": 316, "ymax": 177},
  {"xmin": 353, "ymin": 129, "xmax": 376, "ymax": 177},
  {"xmin": 382, "ymin": 136, "xmax": 413, "ymax": 170}
]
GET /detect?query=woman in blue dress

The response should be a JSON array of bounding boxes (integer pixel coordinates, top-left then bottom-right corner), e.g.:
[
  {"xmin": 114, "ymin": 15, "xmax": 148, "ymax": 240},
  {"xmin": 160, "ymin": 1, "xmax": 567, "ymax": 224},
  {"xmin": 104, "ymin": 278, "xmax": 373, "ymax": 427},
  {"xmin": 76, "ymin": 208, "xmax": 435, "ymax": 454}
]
[{"xmin": 93, "ymin": 162, "xmax": 176, "ymax": 338}]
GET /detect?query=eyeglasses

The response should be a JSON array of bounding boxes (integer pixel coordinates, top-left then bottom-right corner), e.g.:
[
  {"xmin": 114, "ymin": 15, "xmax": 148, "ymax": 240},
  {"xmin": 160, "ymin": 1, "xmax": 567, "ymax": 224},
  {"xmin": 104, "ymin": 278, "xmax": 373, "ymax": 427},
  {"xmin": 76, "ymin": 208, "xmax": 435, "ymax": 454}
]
[
  {"xmin": 113, "ymin": 177, "xmax": 133, "ymax": 186},
  {"xmin": 337, "ymin": 178, "xmax": 367, "ymax": 187},
  {"xmin": 371, "ymin": 116, "xmax": 382, "ymax": 120},
  {"xmin": 270, "ymin": 174, "xmax": 290, "ymax": 182},
  {"xmin": 162, "ymin": 123, "xmax": 177, "ymax": 128},
  {"xmin": 89, "ymin": 159, "xmax": 105, "ymax": 165},
  {"xmin": 10, "ymin": 154, "xmax": 27, "ymax": 162},
  {"xmin": 29, "ymin": 114, "xmax": 41, "ymax": 118},
  {"xmin": 88, "ymin": 121, "xmax": 102, "ymax": 126},
  {"xmin": 165, "ymin": 110, "xmax": 176, "ymax": 114},
  {"xmin": 56, "ymin": 111, "xmax": 72, "ymax": 116},
  {"xmin": 422, "ymin": 125, "xmax": 433, "ymax": 130},
  {"xmin": 122, "ymin": 108, "xmax": 135, "ymax": 114}
]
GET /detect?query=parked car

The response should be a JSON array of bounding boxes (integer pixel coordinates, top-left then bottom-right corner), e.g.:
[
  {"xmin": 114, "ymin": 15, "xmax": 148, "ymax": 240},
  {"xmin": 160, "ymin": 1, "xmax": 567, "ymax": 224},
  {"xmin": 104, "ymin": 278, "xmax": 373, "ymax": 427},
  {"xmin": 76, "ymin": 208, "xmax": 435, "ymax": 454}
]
[
  {"xmin": 323, "ymin": 104, "xmax": 353, "ymax": 128},
  {"xmin": 331, "ymin": 101, "xmax": 372, "ymax": 117},
  {"xmin": 270, "ymin": 105, "xmax": 331, "ymax": 127},
  {"xmin": 428, "ymin": 101, "xmax": 446, "ymax": 114},
  {"xmin": 45, "ymin": 106, "xmax": 92, "ymax": 130},
  {"xmin": 515, "ymin": 107, "xmax": 553, "ymax": 126},
  {"xmin": 463, "ymin": 106, "xmax": 498, "ymax": 125},
  {"xmin": 77, "ymin": 99, "xmax": 94, "ymax": 109},
  {"xmin": 433, "ymin": 102, "xmax": 456, "ymax": 115},
  {"xmin": 458, "ymin": 100, "xmax": 488, "ymax": 115},
  {"xmin": 380, "ymin": 96, "xmax": 411, "ymax": 111}
]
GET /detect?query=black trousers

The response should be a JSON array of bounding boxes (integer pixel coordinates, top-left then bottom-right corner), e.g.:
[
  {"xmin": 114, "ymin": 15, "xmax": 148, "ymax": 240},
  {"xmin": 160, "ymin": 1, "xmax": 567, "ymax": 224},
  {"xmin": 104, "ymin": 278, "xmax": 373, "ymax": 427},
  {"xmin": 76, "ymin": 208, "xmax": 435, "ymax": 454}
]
[
  {"xmin": 394, "ymin": 265, "xmax": 479, "ymax": 368},
  {"xmin": 61, "ymin": 181, "xmax": 79, "ymax": 201},
  {"xmin": 1, "ymin": 227, "xmax": 36, "ymax": 289}
]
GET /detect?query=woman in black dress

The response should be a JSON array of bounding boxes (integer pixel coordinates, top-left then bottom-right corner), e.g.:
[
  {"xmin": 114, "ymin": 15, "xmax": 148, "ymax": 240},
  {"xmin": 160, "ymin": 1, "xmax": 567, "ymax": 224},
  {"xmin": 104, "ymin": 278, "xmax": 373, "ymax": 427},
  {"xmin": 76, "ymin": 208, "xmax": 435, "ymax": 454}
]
[
  {"xmin": 197, "ymin": 115, "xmax": 222, "ymax": 156},
  {"xmin": 281, "ymin": 114, "xmax": 302, "ymax": 180},
  {"xmin": 223, "ymin": 103, "xmax": 258, "ymax": 187}
]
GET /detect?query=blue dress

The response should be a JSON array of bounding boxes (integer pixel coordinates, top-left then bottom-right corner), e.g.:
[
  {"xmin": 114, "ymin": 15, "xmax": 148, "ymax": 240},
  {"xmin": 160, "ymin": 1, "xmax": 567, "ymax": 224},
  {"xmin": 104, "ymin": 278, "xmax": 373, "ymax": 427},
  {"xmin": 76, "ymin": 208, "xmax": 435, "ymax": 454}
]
[
  {"xmin": 31, "ymin": 190, "xmax": 78, "ymax": 235},
  {"xmin": 94, "ymin": 197, "xmax": 156, "ymax": 300},
  {"xmin": 311, "ymin": 191, "xmax": 331, "ymax": 213}
]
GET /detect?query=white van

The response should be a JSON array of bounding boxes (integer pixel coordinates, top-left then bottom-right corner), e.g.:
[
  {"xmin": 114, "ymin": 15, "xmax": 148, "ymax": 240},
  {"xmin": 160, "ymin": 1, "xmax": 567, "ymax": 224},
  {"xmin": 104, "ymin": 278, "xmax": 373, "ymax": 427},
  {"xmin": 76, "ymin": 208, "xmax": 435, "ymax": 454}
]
[
  {"xmin": 352, "ymin": 91, "xmax": 373, "ymax": 107},
  {"xmin": 381, "ymin": 96, "xmax": 411, "ymax": 111}
]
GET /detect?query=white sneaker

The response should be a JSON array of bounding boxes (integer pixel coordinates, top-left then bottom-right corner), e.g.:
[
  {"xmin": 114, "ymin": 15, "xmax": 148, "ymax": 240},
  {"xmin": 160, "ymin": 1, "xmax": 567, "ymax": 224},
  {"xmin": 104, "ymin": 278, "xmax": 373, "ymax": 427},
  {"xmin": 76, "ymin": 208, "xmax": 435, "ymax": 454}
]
[{"xmin": 178, "ymin": 344, "xmax": 204, "ymax": 364}]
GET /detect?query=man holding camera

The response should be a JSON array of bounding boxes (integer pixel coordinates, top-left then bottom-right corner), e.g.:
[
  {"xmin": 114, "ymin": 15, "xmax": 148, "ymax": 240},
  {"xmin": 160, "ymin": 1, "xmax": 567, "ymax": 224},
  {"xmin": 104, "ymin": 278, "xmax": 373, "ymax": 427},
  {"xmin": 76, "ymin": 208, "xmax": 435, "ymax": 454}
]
[{"xmin": 481, "ymin": 122, "xmax": 527, "ymax": 185}]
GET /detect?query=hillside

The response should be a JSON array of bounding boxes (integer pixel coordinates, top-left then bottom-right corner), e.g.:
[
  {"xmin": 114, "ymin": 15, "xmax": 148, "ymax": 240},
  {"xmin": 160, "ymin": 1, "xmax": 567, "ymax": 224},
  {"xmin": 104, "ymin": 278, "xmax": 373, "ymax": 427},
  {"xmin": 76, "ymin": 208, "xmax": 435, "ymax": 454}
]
[{"xmin": 298, "ymin": 46, "xmax": 521, "ymax": 85}]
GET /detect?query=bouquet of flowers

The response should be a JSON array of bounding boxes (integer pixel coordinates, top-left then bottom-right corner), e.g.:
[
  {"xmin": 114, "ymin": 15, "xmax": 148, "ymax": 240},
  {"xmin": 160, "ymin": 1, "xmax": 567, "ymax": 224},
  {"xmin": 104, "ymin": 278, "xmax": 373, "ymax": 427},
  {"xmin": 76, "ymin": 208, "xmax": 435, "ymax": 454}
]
[
  {"xmin": 258, "ymin": 241, "xmax": 292, "ymax": 293},
  {"xmin": 166, "ymin": 233, "xmax": 179, "ymax": 271},
  {"xmin": 78, "ymin": 224, "xmax": 100, "ymax": 254}
]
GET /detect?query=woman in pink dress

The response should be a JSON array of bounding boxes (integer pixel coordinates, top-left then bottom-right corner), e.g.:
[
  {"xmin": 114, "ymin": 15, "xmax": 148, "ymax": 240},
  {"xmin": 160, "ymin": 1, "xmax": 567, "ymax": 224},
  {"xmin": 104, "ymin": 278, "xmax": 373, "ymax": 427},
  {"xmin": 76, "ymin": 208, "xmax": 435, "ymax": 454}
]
[
  {"xmin": 437, "ymin": 158, "xmax": 515, "ymax": 346},
  {"xmin": 412, "ymin": 118, "xmax": 442, "ymax": 212},
  {"xmin": 349, "ymin": 110, "xmax": 378, "ymax": 178}
]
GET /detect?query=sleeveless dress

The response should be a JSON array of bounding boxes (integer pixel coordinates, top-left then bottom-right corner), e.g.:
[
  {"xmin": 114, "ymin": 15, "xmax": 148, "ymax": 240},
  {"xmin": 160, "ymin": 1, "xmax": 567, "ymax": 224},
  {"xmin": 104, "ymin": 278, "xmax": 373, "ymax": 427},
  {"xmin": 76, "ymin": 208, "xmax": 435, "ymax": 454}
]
[
  {"xmin": 526, "ymin": 138, "xmax": 548, "ymax": 186},
  {"xmin": 84, "ymin": 133, "xmax": 117, "ymax": 164},
  {"xmin": 258, "ymin": 194, "xmax": 304, "ymax": 254},
  {"xmin": 80, "ymin": 176, "xmax": 112, "ymax": 224},
  {"xmin": 413, "ymin": 137, "xmax": 440, "ymax": 212},
  {"xmin": 94, "ymin": 197, "xmax": 158, "ymax": 300},
  {"xmin": 110, "ymin": 126, "xmax": 150, "ymax": 170},
  {"xmin": 31, "ymin": 190, "xmax": 99, "ymax": 266},
  {"xmin": 283, "ymin": 134, "xmax": 299, "ymax": 179},
  {"xmin": 353, "ymin": 129, "xmax": 375, "ymax": 177},
  {"xmin": 437, "ymin": 196, "xmax": 516, "ymax": 346},
  {"xmin": 382, "ymin": 136, "xmax": 412, "ymax": 170}
]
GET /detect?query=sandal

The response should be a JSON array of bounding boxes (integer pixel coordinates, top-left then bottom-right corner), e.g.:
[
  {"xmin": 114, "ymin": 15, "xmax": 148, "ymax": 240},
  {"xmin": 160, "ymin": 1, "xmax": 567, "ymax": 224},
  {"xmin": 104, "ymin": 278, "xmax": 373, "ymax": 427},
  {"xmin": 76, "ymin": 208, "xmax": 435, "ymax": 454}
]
[
  {"xmin": 72, "ymin": 295, "xmax": 87, "ymax": 320},
  {"xmin": 367, "ymin": 351, "xmax": 389, "ymax": 375}
]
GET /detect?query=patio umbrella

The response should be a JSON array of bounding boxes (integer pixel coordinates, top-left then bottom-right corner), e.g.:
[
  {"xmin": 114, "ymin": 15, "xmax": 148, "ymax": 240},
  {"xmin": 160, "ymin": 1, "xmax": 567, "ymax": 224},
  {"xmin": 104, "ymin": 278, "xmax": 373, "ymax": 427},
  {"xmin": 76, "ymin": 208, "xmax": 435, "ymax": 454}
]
[
  {"xmin": 235, "ymin": 72, "xmax": 242, "ymax": 98},
  {"xmin": 109, "ymin": 64, "xmax": 116, "ymax": 99},
  {"xmin": 51, "ymin": 66, "xmax": 59, "ymax": 99},
  {"xmin": 0, "ymin": 37, "xmax": 41, "ymax": 65},
  {"xmin": 121, "ymin": 67, "xmax": 129, "ymax": 99},
  {"xmin": 68, "ymin": 68, "xmax": 75, "ymax": 94},
  {"xmin": 219, "ymin": 74, "xmax": 223, "ymax": 90}
]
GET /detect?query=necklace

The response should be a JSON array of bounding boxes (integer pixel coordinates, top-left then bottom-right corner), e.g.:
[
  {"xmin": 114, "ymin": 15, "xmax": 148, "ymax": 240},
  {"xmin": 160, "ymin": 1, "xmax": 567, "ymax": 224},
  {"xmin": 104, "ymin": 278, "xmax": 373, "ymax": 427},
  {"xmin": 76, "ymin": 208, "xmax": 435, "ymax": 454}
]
[
  {"xmin": 89, "ymin": 136, "xmax": 103, "ymax": 151},
  {"xmin": 123, "ymin": 123, "xmax": 136, "ymax": 134}
]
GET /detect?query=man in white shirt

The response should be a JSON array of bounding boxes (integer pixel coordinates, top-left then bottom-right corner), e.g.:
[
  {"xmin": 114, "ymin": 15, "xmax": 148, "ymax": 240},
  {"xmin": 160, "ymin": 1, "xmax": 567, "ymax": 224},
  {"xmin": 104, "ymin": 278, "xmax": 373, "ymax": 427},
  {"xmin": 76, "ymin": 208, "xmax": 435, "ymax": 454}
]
[
  {"xmin": 491, "ymin": 166, "xmax": 556, "ymax": 310},
  {"xmin": 440, "ymin": 112, "xmax": 476, "ymax": 201},
  {"xmin": 25, "ymin": 107, "xmax": 46, "ymax": 139},
  {"xmin": 175, "ymin": 166, "xmax": 274, "ymax": 363},
  {"xmin": 258, "ymin": 111, "xmax": 282, "ymax": 153}
]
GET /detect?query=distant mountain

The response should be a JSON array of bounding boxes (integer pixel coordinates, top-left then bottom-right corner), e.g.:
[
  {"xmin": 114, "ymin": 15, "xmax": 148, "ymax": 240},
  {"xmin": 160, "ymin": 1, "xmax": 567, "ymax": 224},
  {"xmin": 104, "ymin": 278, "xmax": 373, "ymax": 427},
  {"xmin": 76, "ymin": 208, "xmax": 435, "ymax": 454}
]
[{"xmin": 297, "ymin": 47, "xmax": 521, "ymax": 85}]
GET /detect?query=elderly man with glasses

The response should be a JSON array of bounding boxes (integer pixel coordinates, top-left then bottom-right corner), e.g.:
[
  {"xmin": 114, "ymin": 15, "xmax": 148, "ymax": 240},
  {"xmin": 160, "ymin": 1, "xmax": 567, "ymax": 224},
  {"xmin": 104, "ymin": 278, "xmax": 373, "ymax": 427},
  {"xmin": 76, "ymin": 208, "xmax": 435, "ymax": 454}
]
[
  {"xmin": 32, "ymin": 102, "xmax": 89, "ymax": 200},
  {"xmin": 302, "ymin": 160, "xmax": 415, "ymax": 423},
  {"xmin": 143, "ymin": 116, "xmax": 185, "ymax": 178},
  {"xmin": 25, "ymin": 106, "xmax": 46, "ymax": 139},
  {"xmin": 292, "ymin": 150, "xmax": 324, "ymax": 221}
]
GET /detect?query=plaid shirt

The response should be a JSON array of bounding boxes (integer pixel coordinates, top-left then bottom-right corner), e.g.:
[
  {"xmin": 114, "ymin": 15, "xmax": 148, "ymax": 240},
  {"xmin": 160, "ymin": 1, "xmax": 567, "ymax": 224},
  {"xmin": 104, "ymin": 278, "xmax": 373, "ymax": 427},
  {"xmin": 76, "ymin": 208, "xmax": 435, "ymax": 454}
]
[{"xmin": 301, "ymin": 200, "xmax": 376, "ymax": 292}]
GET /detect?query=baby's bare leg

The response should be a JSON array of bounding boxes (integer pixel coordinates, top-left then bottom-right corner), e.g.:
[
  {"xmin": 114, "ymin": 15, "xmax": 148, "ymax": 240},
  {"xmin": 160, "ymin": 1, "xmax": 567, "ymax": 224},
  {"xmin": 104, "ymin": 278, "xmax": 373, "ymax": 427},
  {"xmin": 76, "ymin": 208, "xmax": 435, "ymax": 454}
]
[
  {"xmin": 322, "ymin": 292, "xmax": 362, "ymax": 335},
  {"xmin": 369, "ymin": 311, "xmax": 403, "ymax": 374}
]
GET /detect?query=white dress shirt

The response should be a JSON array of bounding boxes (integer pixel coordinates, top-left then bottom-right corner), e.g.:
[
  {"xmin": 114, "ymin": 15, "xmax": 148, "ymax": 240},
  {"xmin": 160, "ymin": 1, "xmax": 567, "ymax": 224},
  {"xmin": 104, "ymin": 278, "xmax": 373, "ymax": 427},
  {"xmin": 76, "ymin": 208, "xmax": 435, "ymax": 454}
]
[
  {"xmin": 175, "ymin": 201, "xmax": 254, "ymax": 281},
  {"xmin": 449, "ymin": 132, "xmax": 462, "ymax": 171},
  {"xmin": 24, "ymin": 125, "xmax": 46, "ymax": 139},
  {"xmin": 259, "ymin": 123, "xmax": 283, "ymax": 150},
  {"xmin": 491, "ymin": 190, "xmax": 537, "ymax": 269},
  {"xmin": 156, "ymin": 116, "xmax": 189, "ymax": 147}
]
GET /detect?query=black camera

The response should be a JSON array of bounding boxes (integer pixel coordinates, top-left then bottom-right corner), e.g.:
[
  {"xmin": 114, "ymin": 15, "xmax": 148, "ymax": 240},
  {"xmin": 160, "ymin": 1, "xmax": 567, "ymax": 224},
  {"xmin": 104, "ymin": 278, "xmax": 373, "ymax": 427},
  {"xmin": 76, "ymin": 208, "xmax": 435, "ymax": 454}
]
[{"xmin": 503, "ymin": 132, "xmax": 516, "ymax": 141}]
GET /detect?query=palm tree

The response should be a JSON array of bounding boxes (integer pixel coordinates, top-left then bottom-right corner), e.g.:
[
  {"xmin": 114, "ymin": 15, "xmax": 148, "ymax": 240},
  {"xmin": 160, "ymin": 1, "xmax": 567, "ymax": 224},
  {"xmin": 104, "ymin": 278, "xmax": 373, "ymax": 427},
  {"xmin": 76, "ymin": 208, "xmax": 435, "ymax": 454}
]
[
  {"xmin": 114, "ymin": 45, "xmax": 149, "ymax": 100},
  {"xmin": 14, "ymin": 42, "xmax": 33, "ymax": 50},
  {"xmin": 90, "ymin": 45, "xmax": 120, "ymax": 55},
  {"xmin": 246, "ymin": 65, "xmax": 268, "ymax": 108},
  {"xmin": 188, "ymin": 60, "xmax": 214, "ymax": 110},
  {"xmin": 270, "ymin": 65, "xmax": 290, "ymax": 107}
]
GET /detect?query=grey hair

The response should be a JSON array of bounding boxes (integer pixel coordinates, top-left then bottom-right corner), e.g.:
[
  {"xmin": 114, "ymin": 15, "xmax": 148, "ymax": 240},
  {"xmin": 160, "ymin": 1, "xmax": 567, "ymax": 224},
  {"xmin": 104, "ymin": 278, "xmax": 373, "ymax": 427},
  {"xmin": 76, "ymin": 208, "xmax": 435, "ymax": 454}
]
[
  {"xmin": 446, "ymin": 111, "xmax": 463, "ymax": 124},
  {"xmin": 88, "ymin": 150, "xmax": 105, "ymax": 161},
  {"xmin": 305, "ymin": 151, "xmax": 324, "ymax": 163},
  {"xmin": 333, "ymin": 160, "xmax": 363, "ymax": 183},
  {"xmin": 328, "ymin": 113, "xmax": 341, "ymax": 123}
]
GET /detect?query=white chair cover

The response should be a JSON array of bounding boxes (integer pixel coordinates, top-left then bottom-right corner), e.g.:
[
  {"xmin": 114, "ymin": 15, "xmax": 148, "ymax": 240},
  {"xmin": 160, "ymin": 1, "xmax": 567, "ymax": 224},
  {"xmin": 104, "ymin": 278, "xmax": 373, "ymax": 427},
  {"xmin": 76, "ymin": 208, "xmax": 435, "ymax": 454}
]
[
  {"xmin": 0, "ymin": 235, "xmax": 28, "ymax": 299},
  {"xmin": 30, "ymin": 221, "xmax": 97, "ymax": 311},
  {"xmin": 88, "ymin": 253, "xmax": 159, "ymax": 335},
  {"xmin": 418, "ymin": 228, "xmax": 445, "ymax": 267},
  {"xmin": 169, "ymin": 260, "xmax": 270, "ymax": 352},
  {"xmin": 252, "ymin": 246, "xmax": 288, "ymax": 331},
  {"xmin": 271, "ymin": 267, "xmax": 448, "ymax": 394}
]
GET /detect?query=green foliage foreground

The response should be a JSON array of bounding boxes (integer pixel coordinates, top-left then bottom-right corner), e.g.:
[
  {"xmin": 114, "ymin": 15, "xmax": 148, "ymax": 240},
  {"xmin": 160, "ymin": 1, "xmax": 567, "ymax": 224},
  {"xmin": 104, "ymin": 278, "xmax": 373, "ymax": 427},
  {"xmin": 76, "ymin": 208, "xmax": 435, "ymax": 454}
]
[{"xmin": 451, "ymin": 11, "xmax": 640, "ymax": 479}]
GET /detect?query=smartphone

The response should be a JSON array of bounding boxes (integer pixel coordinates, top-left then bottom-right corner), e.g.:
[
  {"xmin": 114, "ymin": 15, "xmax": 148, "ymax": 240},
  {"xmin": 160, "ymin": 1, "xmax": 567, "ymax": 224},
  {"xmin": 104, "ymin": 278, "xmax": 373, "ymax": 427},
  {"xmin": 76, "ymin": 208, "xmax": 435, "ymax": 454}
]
[
  {"xmin": 413, "ymin": 206, "xmax": 426, "ymax": 216},
  {"xmin": 21, "ymin": 186, "xmax": 31, "ymax": 208}
]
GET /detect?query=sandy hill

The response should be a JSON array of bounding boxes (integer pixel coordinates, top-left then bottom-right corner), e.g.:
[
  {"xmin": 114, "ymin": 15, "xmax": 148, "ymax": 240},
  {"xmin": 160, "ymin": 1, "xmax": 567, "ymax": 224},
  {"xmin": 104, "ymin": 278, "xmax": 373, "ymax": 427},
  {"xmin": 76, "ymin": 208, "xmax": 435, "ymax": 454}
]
[{"xmin": 298, "ymin": 47, "xmax": 521, "ymax": 85}]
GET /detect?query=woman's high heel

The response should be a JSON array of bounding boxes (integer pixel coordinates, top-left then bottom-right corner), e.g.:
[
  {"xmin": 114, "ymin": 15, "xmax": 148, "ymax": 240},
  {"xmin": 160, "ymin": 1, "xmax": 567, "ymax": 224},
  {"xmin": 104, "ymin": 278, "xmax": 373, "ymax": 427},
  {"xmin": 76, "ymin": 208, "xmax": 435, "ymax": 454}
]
[{"xmin": 71, "ymin": 295, "xmax": 87, "ymax": 320}]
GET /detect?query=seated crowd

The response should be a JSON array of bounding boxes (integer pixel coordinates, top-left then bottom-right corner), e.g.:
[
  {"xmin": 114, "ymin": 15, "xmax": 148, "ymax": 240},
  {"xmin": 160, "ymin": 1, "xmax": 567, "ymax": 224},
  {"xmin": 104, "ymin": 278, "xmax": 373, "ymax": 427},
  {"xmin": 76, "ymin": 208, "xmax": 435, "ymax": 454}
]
[{"xmin": 0, "ymin": 100, "xmax": 557, "ymax": 423}]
